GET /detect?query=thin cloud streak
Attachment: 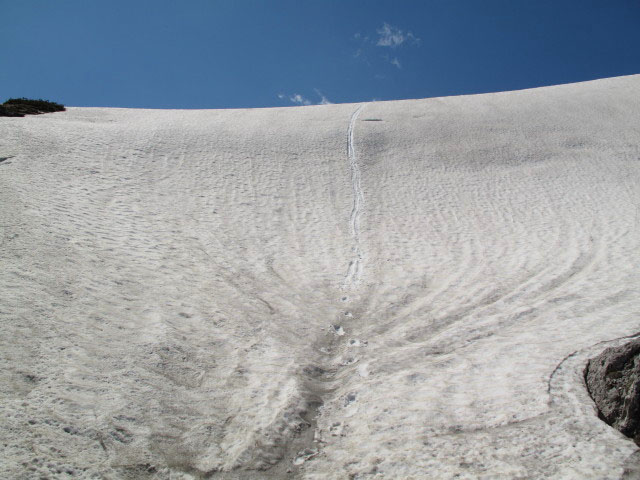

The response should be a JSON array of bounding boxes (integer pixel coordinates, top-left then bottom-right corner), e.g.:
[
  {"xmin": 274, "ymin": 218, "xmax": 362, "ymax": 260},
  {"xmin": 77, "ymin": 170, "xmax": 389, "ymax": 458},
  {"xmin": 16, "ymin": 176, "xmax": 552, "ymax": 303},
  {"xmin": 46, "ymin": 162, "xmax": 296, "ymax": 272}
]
[
  {"xmin": 376, "ymin": 23, "xmax": 420, "ymax": 48},
  {"xmin": 277, "ymin": 90, "xmax": 332, "ymax": 106},
  {"xmin": 314, "ymin": 89, "xmax": 333, "ymax": 105},
  {"xmin": 278, "ymin": 93, "xmax": 311, "ymax": 106}
]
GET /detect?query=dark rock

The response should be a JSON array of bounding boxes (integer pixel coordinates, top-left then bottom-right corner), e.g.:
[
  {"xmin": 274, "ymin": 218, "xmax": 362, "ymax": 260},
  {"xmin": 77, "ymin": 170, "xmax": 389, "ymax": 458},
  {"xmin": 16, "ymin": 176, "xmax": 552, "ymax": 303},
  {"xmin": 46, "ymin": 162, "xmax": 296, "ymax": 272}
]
[{"xmin": 585, "ymin": 339, "xmax": 640, "ymax": 444}]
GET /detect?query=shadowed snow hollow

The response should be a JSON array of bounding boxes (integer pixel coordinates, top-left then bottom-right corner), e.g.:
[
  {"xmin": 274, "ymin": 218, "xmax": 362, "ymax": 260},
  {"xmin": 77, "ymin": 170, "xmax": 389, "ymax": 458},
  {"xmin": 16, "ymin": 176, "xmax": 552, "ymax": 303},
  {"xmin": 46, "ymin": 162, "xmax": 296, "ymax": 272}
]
[{"xmin": 1, "ymin": 75, "xmax": 640, "ymax": 479}]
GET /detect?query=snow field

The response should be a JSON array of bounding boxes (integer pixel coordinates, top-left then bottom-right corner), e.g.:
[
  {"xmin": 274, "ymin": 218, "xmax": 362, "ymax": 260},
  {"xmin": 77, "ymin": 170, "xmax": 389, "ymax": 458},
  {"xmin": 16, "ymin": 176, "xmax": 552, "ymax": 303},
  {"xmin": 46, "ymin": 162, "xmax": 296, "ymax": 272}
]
[{"xmin": 1, "ymin": 75, "xmax": 640, "ymax": 478}]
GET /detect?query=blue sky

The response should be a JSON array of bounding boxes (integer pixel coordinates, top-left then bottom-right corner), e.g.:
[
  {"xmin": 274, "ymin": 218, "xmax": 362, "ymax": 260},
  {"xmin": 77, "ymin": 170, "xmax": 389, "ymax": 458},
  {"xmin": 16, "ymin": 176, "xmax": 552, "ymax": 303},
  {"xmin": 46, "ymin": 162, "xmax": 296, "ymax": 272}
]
[{"xmin": 2, "ymin": 0, "xmax": 639, "ymax": 109}]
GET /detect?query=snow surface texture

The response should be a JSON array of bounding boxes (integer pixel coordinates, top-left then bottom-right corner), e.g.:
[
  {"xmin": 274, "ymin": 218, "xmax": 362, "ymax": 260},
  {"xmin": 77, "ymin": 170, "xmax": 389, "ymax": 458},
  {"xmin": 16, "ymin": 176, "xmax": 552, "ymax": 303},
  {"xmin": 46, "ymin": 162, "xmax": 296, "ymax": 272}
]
[{"xmin": 1, "ymin": 75, "xmax": 640, "ymax": 479}]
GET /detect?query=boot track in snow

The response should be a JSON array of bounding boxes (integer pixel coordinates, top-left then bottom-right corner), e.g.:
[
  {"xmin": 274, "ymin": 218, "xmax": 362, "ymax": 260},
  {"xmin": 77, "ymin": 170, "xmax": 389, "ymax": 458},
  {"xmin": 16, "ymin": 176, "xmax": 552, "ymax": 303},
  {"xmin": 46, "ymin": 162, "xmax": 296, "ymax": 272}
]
[{"xmin": 343, "ymin": 104, "xmax": 365, "ymax": 288}]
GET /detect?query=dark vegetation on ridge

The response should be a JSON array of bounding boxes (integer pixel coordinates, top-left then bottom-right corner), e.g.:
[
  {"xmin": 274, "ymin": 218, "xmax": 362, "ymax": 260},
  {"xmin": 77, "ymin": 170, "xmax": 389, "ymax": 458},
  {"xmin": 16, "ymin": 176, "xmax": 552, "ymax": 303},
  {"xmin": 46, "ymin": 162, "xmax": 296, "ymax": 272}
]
[{"xmin": 0, "ymin": 98, "xmax": 65, "ymax": 117}]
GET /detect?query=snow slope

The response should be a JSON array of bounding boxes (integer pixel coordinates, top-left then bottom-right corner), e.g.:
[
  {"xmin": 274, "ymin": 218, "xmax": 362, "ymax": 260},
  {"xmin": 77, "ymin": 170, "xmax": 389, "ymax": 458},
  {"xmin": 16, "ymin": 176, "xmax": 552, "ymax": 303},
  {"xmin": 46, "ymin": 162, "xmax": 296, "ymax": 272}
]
[{"xmin": 1, "ymin": 75, "xmax": 640, "ymax": 479}]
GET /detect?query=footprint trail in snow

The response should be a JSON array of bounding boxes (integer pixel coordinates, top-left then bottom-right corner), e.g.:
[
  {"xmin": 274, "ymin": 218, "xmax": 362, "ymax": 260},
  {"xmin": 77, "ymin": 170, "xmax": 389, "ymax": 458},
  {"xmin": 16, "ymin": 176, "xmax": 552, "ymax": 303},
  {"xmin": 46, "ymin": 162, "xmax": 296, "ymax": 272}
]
[{"xmin": 343, "ymin": 104, "xmax": 365, "ymax": 288}]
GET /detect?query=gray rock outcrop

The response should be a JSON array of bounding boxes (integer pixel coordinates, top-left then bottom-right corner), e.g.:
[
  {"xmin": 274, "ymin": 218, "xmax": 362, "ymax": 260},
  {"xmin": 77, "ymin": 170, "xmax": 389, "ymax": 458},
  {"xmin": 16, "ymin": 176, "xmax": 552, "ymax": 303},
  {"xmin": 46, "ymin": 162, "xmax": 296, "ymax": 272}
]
[{"xmin": 585, "ymin": 339, "xmax": 640, "ymax": 445}]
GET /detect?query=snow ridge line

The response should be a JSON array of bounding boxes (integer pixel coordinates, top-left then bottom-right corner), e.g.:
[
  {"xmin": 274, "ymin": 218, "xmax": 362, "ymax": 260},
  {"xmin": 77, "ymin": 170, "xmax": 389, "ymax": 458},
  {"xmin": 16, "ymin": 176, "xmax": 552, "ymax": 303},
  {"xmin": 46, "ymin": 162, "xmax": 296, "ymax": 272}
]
[{"xmin": 343, "ymin": 104, "xmax": 365, "ymax": 288}]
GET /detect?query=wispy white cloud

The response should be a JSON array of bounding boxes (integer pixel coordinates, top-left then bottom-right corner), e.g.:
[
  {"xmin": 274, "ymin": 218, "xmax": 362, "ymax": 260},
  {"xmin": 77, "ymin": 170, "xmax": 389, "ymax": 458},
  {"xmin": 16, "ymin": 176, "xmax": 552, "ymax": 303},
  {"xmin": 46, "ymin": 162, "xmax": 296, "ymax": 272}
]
[
  {"xmin": 376, "ymin": 23, "xmax": 420, "ymax": 48},
  {"xmin": 352, "ymin": 23, "xmax": 419, "ymax": 75},
  {"xmin": 278, "ymin": 93, "xmax": 311, "ymax": 106},
  {"xmin": 380, "ymin": 53, "xmax": 402, "ymax": 69},
  {"xmin": 314, "ymin": 89, "xmax": 333, "ymax": 105},
  {"xmin": 290, "ymin": 94, "xmax": 311, "ymax": 105},
  {"xmin": 277, "ymin": 90, "xmax": 332, "ymax": 106}
]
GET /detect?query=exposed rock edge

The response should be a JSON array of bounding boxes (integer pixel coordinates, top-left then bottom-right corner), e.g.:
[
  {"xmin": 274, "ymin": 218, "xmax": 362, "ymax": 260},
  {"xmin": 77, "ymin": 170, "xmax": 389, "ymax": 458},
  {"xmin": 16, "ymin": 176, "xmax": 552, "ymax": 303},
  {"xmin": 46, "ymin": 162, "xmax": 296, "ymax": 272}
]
[{"xmin": 585, "ymin": 338, "xmax": 640, "ymax": 445}]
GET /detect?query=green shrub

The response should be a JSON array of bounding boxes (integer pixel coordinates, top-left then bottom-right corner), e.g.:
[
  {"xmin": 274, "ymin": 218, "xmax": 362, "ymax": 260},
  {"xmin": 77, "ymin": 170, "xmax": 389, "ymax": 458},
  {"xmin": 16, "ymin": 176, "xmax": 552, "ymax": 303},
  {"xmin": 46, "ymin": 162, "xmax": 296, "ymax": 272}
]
[
  {"xmin": 1, "ymin": 98, "xmax": 65, "ymax": 117},
  {"xmin": 0, "ymin": 105, "xmax": 25, "ymax": 117}
]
